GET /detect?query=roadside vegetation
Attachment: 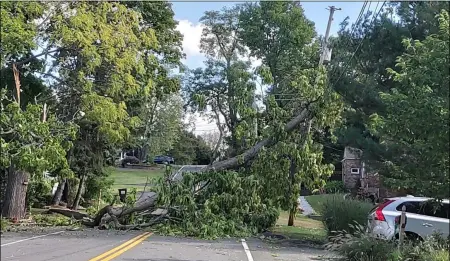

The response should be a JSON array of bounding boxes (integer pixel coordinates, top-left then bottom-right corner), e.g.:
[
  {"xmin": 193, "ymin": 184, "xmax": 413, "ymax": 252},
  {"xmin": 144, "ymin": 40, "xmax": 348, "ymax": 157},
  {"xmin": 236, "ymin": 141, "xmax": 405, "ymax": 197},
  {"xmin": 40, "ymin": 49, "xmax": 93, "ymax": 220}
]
[
  {"xmin": 327, "ymin": 226, "xmax": 449, "ymax": 261},
  {"xmin": 0, "ymin": 2, "xmax": 448, "ymax": 255}
]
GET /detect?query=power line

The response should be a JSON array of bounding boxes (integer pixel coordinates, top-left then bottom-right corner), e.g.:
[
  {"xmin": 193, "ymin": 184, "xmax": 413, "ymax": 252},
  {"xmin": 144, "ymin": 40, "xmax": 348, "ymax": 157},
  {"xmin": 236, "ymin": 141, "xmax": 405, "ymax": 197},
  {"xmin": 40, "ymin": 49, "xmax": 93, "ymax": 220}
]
[
  {"xmin": 330, "ymin": 1, "xmax": 385, "ymax": 89},
  {"xmin": 328, "ymin": 1, "xmax": 370, "ymax": 82}
]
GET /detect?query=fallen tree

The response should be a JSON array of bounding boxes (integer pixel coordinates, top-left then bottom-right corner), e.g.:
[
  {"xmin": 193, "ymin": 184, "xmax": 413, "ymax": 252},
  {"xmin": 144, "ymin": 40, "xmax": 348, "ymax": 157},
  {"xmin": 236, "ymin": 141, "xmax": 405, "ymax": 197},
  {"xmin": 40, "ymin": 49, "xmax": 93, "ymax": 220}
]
[{"xmin": 54, "ymin": 104, "xmax": 314, "ymax": 232}]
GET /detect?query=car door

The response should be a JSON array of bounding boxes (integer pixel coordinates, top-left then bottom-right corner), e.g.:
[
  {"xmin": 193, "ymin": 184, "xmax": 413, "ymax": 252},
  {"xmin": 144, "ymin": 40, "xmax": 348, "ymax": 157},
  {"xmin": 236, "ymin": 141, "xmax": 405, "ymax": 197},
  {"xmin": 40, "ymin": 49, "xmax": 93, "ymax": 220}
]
[
  {"xmin": 398, "ymin": 201, "xmax": 432, "ymax": 238},
  {"xmin": 420, "ymin": 201, "xmax": 450, "ymax": 238}
]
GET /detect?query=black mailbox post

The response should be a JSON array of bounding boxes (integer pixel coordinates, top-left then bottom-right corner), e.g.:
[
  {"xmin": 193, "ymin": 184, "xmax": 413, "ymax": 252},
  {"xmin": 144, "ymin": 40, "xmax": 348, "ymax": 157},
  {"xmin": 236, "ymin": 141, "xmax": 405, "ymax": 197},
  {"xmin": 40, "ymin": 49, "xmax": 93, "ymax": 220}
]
[{"xmin": 118, "ymin": 188, "xmax": 127, "ymax": 203}]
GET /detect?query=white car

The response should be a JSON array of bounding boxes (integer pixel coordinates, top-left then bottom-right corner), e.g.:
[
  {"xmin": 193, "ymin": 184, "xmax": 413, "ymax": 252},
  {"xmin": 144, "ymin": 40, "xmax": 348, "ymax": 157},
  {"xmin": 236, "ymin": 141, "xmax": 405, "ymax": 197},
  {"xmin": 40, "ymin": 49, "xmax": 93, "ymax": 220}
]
[{"xmin": 367, "ymin": 196, "xmax": 449, "ymax": 240}]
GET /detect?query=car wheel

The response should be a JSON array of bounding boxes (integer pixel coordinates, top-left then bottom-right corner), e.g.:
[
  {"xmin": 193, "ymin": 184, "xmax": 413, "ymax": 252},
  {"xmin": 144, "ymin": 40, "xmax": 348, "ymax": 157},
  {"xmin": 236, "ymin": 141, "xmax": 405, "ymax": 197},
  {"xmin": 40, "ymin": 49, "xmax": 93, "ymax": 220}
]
[{"xmin": 396, "ymin": 232, "xmax": 423, "ymax": 244}]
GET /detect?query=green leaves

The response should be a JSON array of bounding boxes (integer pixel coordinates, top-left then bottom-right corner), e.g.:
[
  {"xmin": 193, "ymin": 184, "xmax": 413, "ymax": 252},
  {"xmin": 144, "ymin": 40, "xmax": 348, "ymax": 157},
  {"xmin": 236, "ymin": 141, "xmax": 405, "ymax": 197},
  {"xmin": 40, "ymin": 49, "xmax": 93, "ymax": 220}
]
[
  {"xmin": 369, "ymin": 10, "xmax": 449, "ymax": 199},
  {"xmin": 0, "ymin": 2, "xmax": 44, "ymax": 66},
  {"xmin": 0, "ymin": 90, "xmax": 76, "ymax": 176},
  {"xmin": 155, "ymin": 170, "xmax": 279, "ymax": 239}
]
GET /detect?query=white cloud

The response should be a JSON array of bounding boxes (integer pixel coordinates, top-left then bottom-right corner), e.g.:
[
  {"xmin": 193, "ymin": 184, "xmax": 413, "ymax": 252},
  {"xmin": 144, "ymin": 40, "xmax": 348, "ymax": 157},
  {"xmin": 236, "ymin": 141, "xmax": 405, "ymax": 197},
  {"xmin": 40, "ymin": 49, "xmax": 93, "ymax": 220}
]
[
  {"xmin": 176, "ymin": 20, "xmax": 204, "ymax": 58},
  {"xmin": 176, "ymin": 20, "xmax": 266, "ymax": 135}
]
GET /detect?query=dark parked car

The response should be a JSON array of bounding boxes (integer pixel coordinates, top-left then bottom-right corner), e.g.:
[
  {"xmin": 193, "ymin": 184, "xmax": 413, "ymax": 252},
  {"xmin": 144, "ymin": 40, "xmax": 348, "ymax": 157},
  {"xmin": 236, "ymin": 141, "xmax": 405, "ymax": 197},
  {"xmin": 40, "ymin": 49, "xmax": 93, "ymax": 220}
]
[{"xmin": 153, "ymin": 155, "xmax": 174, "ymax": 164}]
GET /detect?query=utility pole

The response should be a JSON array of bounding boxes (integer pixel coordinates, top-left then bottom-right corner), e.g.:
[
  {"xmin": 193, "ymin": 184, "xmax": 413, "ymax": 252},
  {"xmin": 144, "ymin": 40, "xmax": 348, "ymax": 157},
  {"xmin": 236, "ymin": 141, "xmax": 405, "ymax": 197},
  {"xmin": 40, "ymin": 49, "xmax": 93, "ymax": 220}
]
[
  {"xmin": 319, "ymin": 6, "xmax": 341, "ymax": 66},
  {"xmin": 304, "ymin": 6, "xmax": 340, "ymax": 139}
]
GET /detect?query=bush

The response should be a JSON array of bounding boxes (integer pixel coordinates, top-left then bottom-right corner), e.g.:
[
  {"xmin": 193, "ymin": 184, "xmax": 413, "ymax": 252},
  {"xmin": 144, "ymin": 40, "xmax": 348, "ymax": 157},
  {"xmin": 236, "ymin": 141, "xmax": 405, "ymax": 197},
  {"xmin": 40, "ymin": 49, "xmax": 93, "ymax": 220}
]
[
  {"xmin": 323, "ymin": 180, "xmax": 346, "ymax": 194},
  {"xmin": 321, "ymin": 194, "xmax": 374, "ymax": 235},
  {"xmin": 0, "ymin": 218, "xmax": 10, "ymax": 232},
  {"xmin": 83, "ymin": 174, "xmax": 114, "ymax": 206},
  {"xmin": 327, "ymin": 227, "xmax": 449, "ymax": 261},
  {"xmin": 26, "ymin": 179, "xmax": 53, "ymax": 208},
  {"xmin": 121, "ymin": 156, "xmax": 140, "ymax": 167}
]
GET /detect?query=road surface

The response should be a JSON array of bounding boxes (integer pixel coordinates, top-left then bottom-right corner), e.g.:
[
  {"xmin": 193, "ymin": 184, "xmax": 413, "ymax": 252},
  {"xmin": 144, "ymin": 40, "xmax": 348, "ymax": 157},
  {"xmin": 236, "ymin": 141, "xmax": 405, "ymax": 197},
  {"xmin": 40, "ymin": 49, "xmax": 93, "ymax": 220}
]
[{"xmin": 1, "ymin": 228, "xmax": 336, "ymax": 261}]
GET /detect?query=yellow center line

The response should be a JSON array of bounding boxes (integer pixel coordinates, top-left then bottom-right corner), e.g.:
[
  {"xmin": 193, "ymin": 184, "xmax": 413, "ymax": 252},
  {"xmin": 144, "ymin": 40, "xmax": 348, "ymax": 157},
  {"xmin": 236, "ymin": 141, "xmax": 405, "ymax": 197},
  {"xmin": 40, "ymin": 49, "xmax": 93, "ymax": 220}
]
[
  {"xmin": 89, "ymin": 232, "xmax": 151, "ymax": 261},
  {"xmin": 99, "ymin": 232, "xmax": 152, "ymax": 261}
]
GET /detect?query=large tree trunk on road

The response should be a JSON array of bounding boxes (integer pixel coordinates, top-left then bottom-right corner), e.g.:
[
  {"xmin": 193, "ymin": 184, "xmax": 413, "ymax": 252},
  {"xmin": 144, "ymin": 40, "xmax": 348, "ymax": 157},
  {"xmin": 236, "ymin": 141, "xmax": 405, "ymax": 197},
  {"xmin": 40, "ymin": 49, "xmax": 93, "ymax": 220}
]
[
  {"xmin": 72, "ymin": 174, "xmax": 86, "ymax": 210},
  {"xmin": 93, "ymin": 193, "xmax": 158, "ymax": 226},
  {"xmin": 51, "ymin": 178, "xmax": 66, "ymax": 206},
  {"xmin": 2, "ymin": 166, "xmax": 29, "ymax": 220},
  {"xmin": 90, "ymin": 105, "xmax": 312, "ymax": 228}
]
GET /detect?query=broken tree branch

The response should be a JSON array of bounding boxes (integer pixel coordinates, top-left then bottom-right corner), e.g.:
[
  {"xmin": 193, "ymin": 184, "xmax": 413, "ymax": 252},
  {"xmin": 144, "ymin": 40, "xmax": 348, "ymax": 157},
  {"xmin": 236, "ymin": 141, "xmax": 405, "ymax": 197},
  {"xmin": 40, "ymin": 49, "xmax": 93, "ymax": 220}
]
[{"xmin": 206, "ymin": 104, "xmax": 311, "ymax": 171}]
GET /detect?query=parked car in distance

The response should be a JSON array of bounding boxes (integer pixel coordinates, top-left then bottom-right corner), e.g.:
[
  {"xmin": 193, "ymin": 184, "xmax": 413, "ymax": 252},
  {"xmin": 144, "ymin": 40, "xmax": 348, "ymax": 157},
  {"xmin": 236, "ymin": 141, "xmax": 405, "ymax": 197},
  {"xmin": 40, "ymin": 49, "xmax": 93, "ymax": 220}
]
[
  {"xmin": 367, "ymin": 196, "xmax": 449, "ymax": 241},
  {"xmin": 153, "ymin": 155, "xmax": 174, "ymax": 164}
]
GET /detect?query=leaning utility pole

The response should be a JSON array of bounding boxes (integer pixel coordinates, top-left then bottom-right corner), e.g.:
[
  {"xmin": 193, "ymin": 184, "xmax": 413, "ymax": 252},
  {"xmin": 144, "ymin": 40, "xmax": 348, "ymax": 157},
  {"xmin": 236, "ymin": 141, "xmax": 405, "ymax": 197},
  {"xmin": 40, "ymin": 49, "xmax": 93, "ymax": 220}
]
[
  {"xmin": 319, "ymin": 6, "xmax": 341, "ymax": 66},
  {"xmin": 304, "ymin": 6, "xmax": 340, "ymax": 138}
]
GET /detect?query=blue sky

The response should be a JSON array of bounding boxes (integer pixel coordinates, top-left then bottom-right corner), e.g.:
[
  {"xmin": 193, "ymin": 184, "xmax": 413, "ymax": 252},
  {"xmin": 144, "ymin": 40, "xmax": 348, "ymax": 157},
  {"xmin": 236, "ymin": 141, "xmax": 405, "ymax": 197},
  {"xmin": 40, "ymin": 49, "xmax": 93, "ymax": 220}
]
[
  {"xmin": 170, "ymin": 1, "xmax": 379, "ymax": 132},
  {"xmin": 171, "ymin": 1, "xmax": 379, "ymax": 70}
]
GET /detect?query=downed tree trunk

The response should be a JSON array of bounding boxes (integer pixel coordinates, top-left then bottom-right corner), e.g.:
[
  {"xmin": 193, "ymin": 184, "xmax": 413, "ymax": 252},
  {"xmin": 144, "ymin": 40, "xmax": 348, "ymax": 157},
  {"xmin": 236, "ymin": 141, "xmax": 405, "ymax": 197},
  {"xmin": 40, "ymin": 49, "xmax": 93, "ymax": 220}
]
[
  {"xmin": 206, "ymin": 107, "xmax": 310, "ymax": 171},
  {"xmin": 47, "ymin": 208, "xmax": 89, "ymax": 220},
  {"xmin": 90, "ymin": 105, "xmax": 312, "ymax": 228},
  {"xmin": 93, "ymin": 193, "xmax": 158, "ymax": 226},
  {"xmin": 100, "ymin": 205, "xmax": 166, "ymax": 230}
]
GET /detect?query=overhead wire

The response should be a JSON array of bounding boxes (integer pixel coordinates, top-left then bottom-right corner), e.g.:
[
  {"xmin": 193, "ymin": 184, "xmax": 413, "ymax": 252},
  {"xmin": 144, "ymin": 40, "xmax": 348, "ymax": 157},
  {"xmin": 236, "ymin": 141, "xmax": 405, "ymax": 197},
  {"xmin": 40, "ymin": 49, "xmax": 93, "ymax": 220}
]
[
  {"xmin": 330, "ymin": 1, "xmax": 385, "ymax": 90},
  {"xmin": 275, "ymin": 1, "xmax": 370, "ymax": 99},
  {"xmin": 192, "ymin": 3, "xmax": 386, "ymax": 133}
]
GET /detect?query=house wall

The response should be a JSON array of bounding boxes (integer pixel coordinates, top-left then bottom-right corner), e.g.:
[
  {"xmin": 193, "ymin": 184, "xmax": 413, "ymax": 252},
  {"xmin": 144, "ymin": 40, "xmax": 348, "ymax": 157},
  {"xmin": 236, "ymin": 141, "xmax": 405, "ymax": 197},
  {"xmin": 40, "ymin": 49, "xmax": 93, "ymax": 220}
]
[{"xmin": 342, "ymin": 158, "xmax": 363, "ymax": 189}]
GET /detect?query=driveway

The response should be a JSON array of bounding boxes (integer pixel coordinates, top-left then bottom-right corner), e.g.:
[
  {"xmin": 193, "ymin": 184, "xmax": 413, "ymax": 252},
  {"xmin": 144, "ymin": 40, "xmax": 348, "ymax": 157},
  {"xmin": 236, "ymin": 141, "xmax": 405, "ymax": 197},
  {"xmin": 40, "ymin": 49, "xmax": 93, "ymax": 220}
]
[{"xmin": 0, "ymin": 229, "xmax": 336, "ymax": 261}]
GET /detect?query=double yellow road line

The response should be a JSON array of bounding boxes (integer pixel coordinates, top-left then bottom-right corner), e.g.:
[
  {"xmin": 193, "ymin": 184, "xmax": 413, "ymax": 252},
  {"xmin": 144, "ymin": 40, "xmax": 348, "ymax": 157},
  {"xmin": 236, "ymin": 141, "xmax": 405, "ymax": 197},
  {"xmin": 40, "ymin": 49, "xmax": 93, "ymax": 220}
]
[{"xmin": 89, "ymin": 232, "xmax": 152, "ymax": 261}]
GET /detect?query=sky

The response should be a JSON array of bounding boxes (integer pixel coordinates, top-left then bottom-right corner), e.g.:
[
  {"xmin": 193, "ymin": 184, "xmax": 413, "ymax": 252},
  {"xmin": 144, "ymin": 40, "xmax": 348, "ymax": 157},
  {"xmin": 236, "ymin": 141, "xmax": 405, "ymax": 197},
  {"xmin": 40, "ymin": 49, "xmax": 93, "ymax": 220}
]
[{"xmin": 170, "ymin": 1, "xmax": 379, "ymax": 134}]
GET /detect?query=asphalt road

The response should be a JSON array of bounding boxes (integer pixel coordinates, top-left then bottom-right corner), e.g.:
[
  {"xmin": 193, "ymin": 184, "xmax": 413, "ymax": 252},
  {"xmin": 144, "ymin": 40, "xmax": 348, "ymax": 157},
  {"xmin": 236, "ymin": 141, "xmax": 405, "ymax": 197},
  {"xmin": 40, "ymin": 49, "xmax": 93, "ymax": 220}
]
[{"xmin": 0, "ymin": 229, "xmax": 335, "ymax": 261}]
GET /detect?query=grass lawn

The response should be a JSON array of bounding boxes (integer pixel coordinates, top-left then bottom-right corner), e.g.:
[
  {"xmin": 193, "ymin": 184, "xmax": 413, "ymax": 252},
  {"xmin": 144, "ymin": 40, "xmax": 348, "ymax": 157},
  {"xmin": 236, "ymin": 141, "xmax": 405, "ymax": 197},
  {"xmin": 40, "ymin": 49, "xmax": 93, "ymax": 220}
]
[
  {"xmin": 109, "ymin": 167, "xmax": 166, "ymax": 192},
  {"xmin": 270, "ymin": 211, "xmax": 327, "ymax": 244},
  {"xmin": 305, "ymin": 194, "xmax": 345, "ymax": 215}
]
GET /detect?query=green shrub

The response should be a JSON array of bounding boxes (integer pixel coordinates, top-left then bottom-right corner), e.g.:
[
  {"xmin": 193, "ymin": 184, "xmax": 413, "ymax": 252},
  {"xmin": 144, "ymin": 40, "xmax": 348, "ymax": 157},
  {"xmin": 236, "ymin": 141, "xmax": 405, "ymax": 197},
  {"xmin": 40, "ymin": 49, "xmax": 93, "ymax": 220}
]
[
  {"xmin": 83, "ymin": 170, "xmax": 114, "ymax": 207},
  {"xmin": 26, "ymin": 179, "xmax": 53, "ymax": 208},
  {"xmin": 327, "ymin": 227, "xmax": 449, "ymax": 261},
  {"xmin": 425, "ymin": 249, "xmax": 449, "ymax": 261},
  {"xmin": 321, "ymin": 194, "xmax": 373, "ymax": 235},
  {"xmin": 323, "ymin": 180, "xmax": 346, "ymax": 194},
  {"xmin": 0, "ymin": 218, "xmax": 10, "ymax": 232}
]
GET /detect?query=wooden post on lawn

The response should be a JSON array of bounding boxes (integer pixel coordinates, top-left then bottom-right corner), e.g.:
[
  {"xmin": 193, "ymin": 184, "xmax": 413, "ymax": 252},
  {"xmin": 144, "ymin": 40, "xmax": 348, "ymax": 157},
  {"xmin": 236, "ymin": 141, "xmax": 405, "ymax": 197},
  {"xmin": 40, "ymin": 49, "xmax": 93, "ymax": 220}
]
[{"xmin": 398, "ymin": 205, "xmax": 406, "ymax": 248}]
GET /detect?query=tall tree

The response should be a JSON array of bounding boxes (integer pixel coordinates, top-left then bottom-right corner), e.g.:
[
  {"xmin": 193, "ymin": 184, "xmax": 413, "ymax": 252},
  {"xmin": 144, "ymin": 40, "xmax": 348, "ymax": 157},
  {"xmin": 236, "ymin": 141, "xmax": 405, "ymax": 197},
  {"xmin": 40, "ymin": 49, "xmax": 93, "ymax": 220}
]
[
  {"xmin": 0, "ymin": 89, "xmax": 75, "ymax": 219},
  {"xmin": 327, "ymin": 2, "xmax": 449, "ymax": 191},
  {"xmin": 184, "ymin": 6, "xmax": 258, "ymax": 157},
  {"xmin": 368, "ymin": 10, "xmax": 449, "ymax": 199},
  {"xmin": 123, "ymin": 1, "xmax": 184, "ymax": 157},
  {"xmin": 43, "ymin": 1, "xmax": 158, "ymax": 209},
  {"xmin": 238, "ymin": 1, "xmax": 342, "ymax": 225},
  {"xmin": 136, "ymin": 93, "xmax": 184, "ymax": 162}
]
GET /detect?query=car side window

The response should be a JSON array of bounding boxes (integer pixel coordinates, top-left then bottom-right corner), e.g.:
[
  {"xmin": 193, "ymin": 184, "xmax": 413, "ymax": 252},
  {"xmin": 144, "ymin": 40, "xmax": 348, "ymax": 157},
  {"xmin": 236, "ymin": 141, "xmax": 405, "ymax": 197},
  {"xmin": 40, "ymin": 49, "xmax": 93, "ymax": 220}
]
[
  {"xmin": 397, "ymin": 201, "xmax": 450, "ymax": 219},
  {"xmin": 424, "ymin": 202, "xmax": 449, "ymax": 219},
  {"xmin": 416, "ymin": 201, "xmax": 449, "ymax": 219},
  {"xmin": 397, "ymin": 201, "xmax": 420, "ymax": 214}
]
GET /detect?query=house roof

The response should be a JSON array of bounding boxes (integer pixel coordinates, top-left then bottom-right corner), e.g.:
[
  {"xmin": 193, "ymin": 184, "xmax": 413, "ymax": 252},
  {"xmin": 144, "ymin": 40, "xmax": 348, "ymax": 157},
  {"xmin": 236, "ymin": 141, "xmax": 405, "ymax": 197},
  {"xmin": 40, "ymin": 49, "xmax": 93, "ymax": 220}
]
[{"xmin": 343, "ymin": 146, "xmax": 363, "ymax": 160}]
